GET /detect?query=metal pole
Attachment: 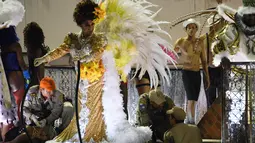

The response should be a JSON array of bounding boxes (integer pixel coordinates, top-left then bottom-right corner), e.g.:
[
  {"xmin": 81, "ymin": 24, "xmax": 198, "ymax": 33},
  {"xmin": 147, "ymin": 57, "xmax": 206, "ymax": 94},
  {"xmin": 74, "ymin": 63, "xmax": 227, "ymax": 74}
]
[
  {"xmin": 221, "ymin": 65, "xmax": 226, "ymax": 143},
  {"xmin": 245, "ymin": 64, "xmax": 250, "ymax": 143}
]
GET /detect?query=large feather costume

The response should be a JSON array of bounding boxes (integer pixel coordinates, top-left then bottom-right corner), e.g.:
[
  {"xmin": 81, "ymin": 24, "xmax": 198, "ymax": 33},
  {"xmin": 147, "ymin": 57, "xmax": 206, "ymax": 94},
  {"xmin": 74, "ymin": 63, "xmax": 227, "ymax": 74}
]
[
  {"xmin": 0, "ymin": 0, "xmax": 24, "ymax": 125},
  {"xmin": 45, "ymin": 0, "xmax": 176, "ymax": 142}
]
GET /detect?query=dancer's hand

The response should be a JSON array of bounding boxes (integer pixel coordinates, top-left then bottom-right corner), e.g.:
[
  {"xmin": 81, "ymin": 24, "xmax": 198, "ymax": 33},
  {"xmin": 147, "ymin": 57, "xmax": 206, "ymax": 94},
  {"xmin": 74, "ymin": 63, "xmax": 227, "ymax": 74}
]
[{"xmin": 34, "ymin": 57, "xmax": 46, "ymax": 67}]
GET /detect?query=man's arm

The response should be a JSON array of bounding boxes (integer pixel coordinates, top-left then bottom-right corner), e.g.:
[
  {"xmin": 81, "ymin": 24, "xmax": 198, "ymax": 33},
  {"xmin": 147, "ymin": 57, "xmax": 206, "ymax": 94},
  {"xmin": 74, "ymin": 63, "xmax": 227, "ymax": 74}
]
[{"xmin": 45, "ymin": 93, "xmax": 64, "ymax": 124}]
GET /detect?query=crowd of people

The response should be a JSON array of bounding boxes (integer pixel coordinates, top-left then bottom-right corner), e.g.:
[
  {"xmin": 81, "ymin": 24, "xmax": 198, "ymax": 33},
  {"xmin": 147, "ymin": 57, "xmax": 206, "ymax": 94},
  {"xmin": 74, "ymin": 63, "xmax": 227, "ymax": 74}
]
[{"xmin": 2, "ymin": 0, "xmax": 253, "ymax": 142}]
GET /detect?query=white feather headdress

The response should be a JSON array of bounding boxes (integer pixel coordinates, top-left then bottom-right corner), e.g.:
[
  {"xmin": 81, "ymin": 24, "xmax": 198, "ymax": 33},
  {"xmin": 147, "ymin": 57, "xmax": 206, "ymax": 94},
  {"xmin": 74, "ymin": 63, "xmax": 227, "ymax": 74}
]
[
  {"xmin": 0, "ymin": 0, "xmax": 25, "ymax": 28},
  {"xmin": 95, "ymin": 0, "xmax": 177, "ymax": 87}
]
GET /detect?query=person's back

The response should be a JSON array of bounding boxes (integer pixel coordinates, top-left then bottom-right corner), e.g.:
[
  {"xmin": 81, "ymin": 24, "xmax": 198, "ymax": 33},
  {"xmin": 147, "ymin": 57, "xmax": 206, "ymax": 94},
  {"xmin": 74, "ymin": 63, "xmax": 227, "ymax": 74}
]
[
  {"xmin": 137, "ymin": 90, "xmax": 175, "ymax": 141},
  {"xmin": 23, "ymin": 22, "xmax": 49, "ymax": 86},
  {"xmin": 165, "ymin": 123, "xmax": 202, "ymax": 143},
  {"xmin": 137, "ymin": 92, "xmax": 174, "ymax": 126},
  {"xmin": 164, "ymin": 107, "xmax": 202, "ymax": 143}
]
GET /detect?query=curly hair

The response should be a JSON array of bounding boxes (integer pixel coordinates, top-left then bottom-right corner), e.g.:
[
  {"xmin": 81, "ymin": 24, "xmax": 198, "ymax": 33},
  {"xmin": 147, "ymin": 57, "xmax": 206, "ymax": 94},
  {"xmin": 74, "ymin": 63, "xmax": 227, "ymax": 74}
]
[
  {"xmin": 73, "ymin": 0, "xmax": 99, "ymax": 26},
  {"xmin": 23, "ymin": 22, "xmax": 45, "ymax": 49}
]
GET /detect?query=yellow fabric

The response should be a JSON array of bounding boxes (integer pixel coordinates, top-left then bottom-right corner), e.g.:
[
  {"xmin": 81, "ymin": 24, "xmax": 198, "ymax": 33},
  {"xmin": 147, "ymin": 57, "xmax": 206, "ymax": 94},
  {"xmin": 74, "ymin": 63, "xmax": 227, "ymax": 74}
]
[
  {"xmin": 80, "ymin": 60, "xmax": 105, "ymax": 82},
  {"xmin": 84, "ymin": 77, "xmax": 106, "ymax": 142},
  {"xmin": 93, "ymin": 3, "xmax": 106, "ymax": 24},
  {"xmin": 53, "ymin": 78, "xmax": 107, "ymax": 143}
]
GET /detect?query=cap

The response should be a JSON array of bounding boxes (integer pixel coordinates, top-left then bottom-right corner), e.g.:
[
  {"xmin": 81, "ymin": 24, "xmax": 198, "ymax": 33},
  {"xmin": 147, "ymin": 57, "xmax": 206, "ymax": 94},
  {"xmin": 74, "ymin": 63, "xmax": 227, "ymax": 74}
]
[
  {"xmin": 183, "ymin": 18, "xmax": 200, "ymax": 29},
  {"xmin": 149, "ymin": 89, "xmax": 166, "ymax": 105},
  {"xmin": 166, "ymin": 106, "xmax": 186, "ymax": 121}
]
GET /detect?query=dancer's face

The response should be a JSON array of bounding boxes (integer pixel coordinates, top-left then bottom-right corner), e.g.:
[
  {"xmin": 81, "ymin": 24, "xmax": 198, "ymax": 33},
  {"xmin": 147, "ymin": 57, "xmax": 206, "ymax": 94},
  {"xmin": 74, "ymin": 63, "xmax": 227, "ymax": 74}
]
[
  {"xmin": 186, "ymin": 23, "xmax": 198, "ymax": 37},
  {"xmin": 80, "ymin": 20, "xmax": 94, "ymax": 37},
  {"xmin": 242, "ymin": 14, "xmax": 255, "ymax": 27}
]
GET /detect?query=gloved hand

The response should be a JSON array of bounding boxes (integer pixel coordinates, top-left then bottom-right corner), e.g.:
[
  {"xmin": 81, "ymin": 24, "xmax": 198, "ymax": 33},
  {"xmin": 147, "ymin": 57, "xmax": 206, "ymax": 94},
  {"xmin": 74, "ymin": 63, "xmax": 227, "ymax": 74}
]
[
  {"xmin": 30, "ymin": 114, "xmax": 40, "ymax": 127},
  {"xmin": 37, "ymin": 119, "xmax": 47, "ymax": 128},
  {"xmin": 54, "ymin": 118, "xmax": 62, "ymax": 128},
  {"xmin": 23, "ymin": 70, "xmax": 30, "ymax": 89},
  {"xmin": 34, "ymin": 57, "xmax": 46, "ymax": 67}
]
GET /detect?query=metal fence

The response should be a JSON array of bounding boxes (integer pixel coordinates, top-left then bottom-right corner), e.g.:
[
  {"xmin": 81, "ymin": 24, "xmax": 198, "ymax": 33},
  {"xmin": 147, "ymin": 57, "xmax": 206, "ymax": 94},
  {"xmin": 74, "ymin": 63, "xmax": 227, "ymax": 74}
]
[{"xmin": 222, "ymin": 62, "xmax": 255, "ymax": 143}]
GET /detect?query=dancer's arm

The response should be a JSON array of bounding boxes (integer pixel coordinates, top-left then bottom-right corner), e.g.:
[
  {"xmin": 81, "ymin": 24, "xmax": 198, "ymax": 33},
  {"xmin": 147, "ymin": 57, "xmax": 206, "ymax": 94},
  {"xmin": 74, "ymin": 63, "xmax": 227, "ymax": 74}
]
[{"xmin": 34, "ymin": 35, "xmax": 71, "ymax": 67}]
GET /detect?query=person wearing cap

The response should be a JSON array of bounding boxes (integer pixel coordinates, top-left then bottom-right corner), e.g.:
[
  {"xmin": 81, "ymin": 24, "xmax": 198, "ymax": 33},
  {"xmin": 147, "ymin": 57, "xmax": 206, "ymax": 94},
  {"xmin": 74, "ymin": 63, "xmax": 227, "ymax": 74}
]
[
  {"xmin": 174, "ymin": 18, "xmax": 210, "ymax": 124},
  {"xmin": 23, "ymin": 77, "xmax": 74, "ymax": 140},
  {"xmin": 136, "ymin": 89, "xmax": 175, "ymax": 142},
  {"xmin": 164, "ymin": 106, "xmax": 202, "ymax": 143}
]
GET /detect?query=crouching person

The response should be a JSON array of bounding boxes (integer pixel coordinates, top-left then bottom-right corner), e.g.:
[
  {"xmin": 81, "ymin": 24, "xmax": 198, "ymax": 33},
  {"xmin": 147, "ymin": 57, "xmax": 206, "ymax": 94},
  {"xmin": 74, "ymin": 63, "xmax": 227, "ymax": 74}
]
[
  {"xmin": 23, "ymin": 77, "xmax": 74, "ymax": 141},
  {"xmin": 164, "ymin": 106, "xmax": 202, "ymax": 143},
  {"xmin": 137, "ymin": 89, "xmax": 175, "ymax": 142}
]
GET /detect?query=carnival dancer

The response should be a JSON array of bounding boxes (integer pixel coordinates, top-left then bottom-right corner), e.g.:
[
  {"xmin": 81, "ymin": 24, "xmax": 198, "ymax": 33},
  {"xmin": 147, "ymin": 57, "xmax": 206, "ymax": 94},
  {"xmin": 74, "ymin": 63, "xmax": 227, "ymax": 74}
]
[
  {"xmin": 0, "ymin": 0, "xmax": 27, "ymax": 141},
  {"xmin": 23, "ymin": 22, "xmax": 50, "ymax": 86},
  {"xmin": 34, "ymin": 0, "xmax": 176, "ymax": 142}
]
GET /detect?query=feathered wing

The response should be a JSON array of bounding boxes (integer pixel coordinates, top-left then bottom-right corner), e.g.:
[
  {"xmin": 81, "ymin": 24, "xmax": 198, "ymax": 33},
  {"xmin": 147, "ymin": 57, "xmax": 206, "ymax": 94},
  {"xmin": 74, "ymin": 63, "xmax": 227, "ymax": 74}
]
[
  {"xmin": 217, "ymin": 4, "xmax": 236, "ymax": 23},
  {"xmin": 94, "ymin": 0, "xmax": 176, "ymax": 87},
  {"xmin": 0, "ymin": 0, "xmax": 25, "ymax": 28}
]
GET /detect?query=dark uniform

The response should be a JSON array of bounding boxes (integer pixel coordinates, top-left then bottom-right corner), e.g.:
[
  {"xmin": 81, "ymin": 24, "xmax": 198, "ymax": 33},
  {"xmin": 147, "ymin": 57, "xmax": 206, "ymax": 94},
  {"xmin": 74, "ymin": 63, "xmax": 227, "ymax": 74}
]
[
  {"xmin": 137, "ymin": 93, "xmax": 175, "ymax": 141},
  {"xmin": 23, "ymin": 85, "xmax": 74, "ymax": 140}
]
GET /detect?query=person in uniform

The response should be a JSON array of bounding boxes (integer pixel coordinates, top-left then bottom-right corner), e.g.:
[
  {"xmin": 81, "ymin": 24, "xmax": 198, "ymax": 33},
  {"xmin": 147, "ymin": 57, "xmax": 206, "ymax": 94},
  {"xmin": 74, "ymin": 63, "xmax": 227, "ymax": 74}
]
[
  {"xmin": 137, "ymin": 89, "xmax": 175, "ymax": 142},
  {"xmin": 164, "ymin": 106, "xmax": 202, "ymax": 143},
  {"xmin": 22, "ymin": 77, "xmax": 74, "ymax": 141}
]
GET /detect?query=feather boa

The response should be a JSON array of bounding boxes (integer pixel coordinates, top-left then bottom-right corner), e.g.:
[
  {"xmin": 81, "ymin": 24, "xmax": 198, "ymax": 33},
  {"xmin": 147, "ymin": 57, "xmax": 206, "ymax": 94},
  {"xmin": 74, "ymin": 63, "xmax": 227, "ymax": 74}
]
[
  {"xmin": 0, "ymin": 0, "xmax": 25, "ymax": 28},
  {"xmin": 102, "ymin": 51, "xmax": 152, "ymax": 143}
]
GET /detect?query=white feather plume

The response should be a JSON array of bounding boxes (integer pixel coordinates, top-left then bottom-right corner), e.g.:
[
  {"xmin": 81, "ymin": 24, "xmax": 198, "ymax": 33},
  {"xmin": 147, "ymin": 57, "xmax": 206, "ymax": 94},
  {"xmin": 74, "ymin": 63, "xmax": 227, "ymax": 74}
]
[
  {"xmin": 217, "ymin": 4, "xmax": 236, "ymax": 23},
  {"xmin": 0, "ymin": 0, "xmax": 25, "ymax": 28},
  {"xmin": 95, "ymin": 0, "xmax": 176, "ymax": 88},
  {"xmin": 102, "ymin": 51, "xmax": 152, "ymax": 143}
]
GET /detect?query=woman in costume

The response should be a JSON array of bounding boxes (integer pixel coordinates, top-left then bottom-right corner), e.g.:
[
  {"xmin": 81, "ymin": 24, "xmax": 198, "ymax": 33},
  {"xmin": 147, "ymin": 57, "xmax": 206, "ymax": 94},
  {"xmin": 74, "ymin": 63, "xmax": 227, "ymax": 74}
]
[
  {"xmin": 23, "ymin": 22, "xmax": 49, "ymax": 86},
  {"xmin": 0, "ymin": 0, "xmax": 27, "ymax": 141},
  {"xmin": 34, "ymin": 0, "xmax": 176, "ymax": 142}
]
